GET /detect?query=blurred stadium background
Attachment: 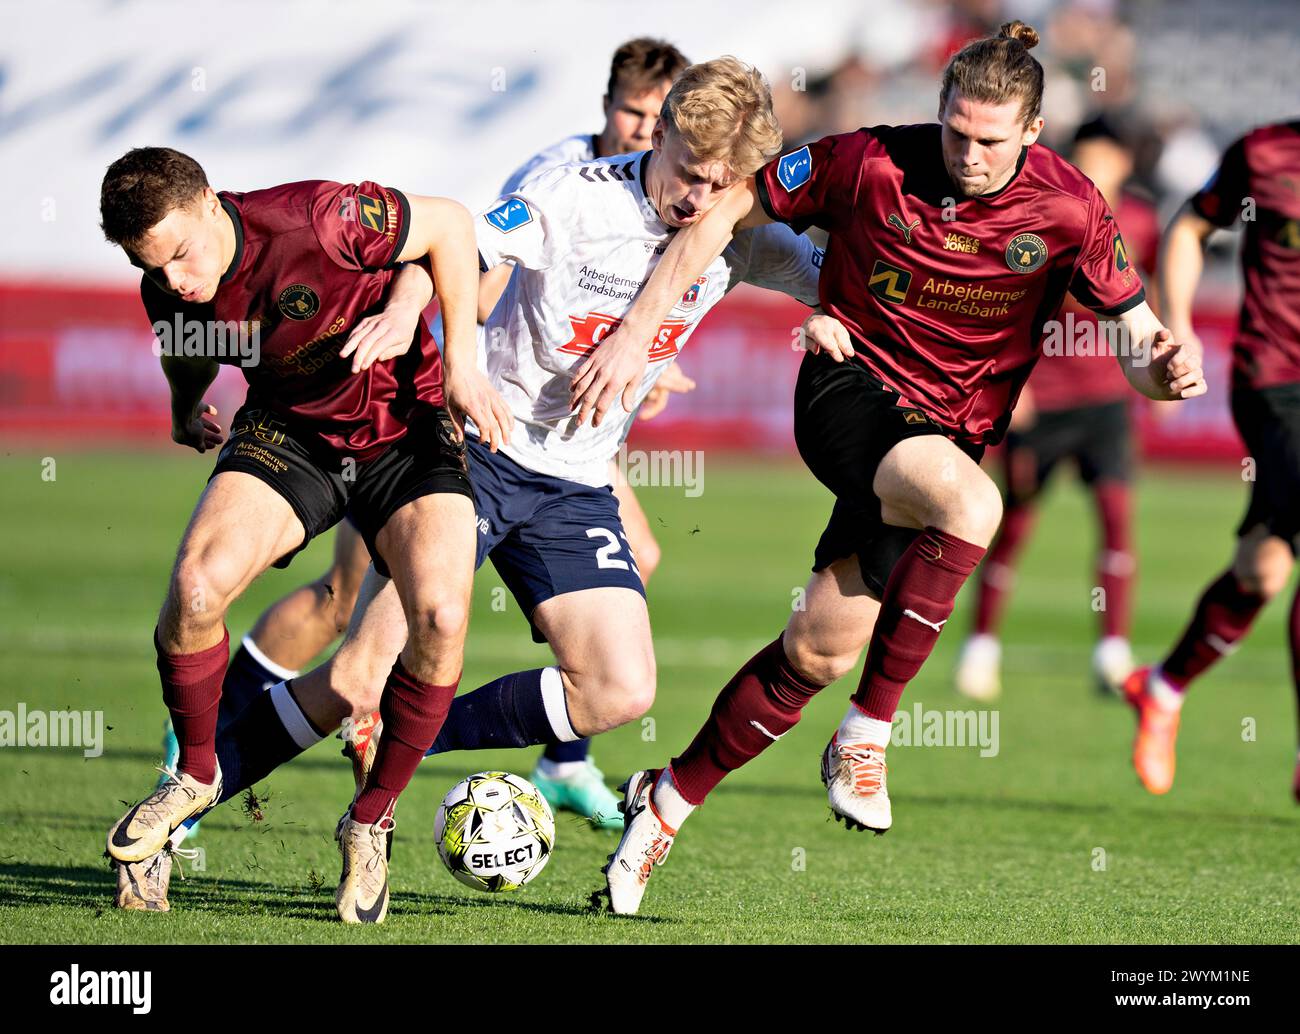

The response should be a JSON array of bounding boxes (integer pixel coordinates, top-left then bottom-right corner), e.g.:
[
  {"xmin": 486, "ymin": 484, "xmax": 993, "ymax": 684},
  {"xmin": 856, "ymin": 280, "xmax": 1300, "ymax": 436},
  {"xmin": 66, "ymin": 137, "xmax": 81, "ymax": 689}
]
[{"xmin": 2, "ymin": 0, "xmax": 1296, "ymax": 458}]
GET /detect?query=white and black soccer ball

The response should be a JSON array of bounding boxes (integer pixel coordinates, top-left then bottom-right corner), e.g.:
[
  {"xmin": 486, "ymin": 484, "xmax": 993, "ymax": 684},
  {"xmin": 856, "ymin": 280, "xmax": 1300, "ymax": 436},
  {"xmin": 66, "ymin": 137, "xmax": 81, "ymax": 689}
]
[{"xmin": 434, "ymin": 771, "xmax": 556, "ymax": 892}]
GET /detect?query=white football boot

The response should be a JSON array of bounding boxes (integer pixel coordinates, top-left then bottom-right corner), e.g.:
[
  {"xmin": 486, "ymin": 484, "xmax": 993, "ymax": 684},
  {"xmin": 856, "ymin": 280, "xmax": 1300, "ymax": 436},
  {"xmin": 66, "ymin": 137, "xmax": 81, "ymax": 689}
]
[
  {"xmin": 821, "ymin": 733, "xmax": 891, "ymax": 833},
  {"xmin": 335, "ymin": 805, "xmax": 394, "ymax": 924},
  {"xmin": 107, "ymin": 763, "xmax": 222, "ymax": 863},
  {"xmin": 602, "ymin": 770, "xmax": 676, "ymax": 915}
]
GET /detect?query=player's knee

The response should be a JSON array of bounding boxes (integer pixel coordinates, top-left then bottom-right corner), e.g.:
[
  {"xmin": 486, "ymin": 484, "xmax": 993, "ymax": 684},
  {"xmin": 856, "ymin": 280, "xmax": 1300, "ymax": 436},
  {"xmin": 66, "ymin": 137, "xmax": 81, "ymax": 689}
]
[
  {"xmin": 600, "ymin": 656, "xmax": 657, "ymax": 726},
  {"xmin": 946, "ymin": 475, "xmax": 1004, "ymax": 545},
  {"xmin": 408, "ymin": 593, "xmax": 470, "ymax": 646},
  {"xmin": 171, "ymin": 551, "xmax": 240, "ymax": 624},
  {"xmin": 784, "ymin": 631, "xmax": 858, "ymax": 686}
]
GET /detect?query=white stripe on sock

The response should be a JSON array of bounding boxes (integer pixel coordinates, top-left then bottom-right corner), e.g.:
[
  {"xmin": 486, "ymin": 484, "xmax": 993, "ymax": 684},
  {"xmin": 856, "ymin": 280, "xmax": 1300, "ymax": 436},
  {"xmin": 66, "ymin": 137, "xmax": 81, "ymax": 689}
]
[
  {"xmin": 242, "ymin": 635, "xmax": 301, "ymax": 682},
  {"xmin": 269, "ymin": 680, "xmax": 324, "ymax": 750},
  {"xmin": 903, "ymin": 608, "xmax": 947, "ymax": 632},
  {"xmin": 539, "ymin": 666, "xmax": 579, "ymax": 743},
  {"xmin": 750, "ymin": 720, "xmax": 784, "ymax": 742}
]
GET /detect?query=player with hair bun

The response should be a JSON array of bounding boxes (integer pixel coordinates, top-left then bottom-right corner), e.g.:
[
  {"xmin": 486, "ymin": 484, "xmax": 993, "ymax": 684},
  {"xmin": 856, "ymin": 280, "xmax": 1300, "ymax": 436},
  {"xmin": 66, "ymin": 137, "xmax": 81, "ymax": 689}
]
[{"xmin": 589, "ymin": 22, "xmax": 1208, "ymax": 915}]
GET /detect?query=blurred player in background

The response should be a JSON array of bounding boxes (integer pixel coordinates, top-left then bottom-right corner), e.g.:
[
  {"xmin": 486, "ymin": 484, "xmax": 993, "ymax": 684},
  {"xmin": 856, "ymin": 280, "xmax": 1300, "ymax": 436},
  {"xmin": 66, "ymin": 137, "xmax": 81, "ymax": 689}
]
[
  {"xmin": 174, "ymin": 38, "xmax": 692, "ymax": 831},
  {"xmin": 1121, "ymin": 119, "xmax": 1300, "ymax": 798},
  {"xmin": 583, "ymin": 23, "xmax": 1207, "ymax": 915},
  {"xmin": 97, "ymin": 147, "xmax": 510, "ymax": 922},
  {"xmin": 955, "ymin": 116, "xmax": 1162, "ymax": 701}
]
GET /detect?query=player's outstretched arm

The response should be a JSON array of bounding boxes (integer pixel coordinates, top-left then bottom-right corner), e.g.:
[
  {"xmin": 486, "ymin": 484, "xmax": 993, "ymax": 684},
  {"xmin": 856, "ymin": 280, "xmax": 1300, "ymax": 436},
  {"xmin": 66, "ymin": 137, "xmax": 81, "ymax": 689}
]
[
  {"xmin": 1159, "ymin": 202, "xmax": 1217, "ymax": 351},
  {"xmin": 1112, "ymin": 300, "xmax": 1207, "ymax": 401},
  {"xmin": 398, "ymin": 195, "xmax": 512, "ymax": 451},
  {"xmin": 569, "ymin": 178, "xmax": 769, "ymax": 427},
  {"xmin": 339, "ymin": 258, "xmax": 435, "ymax": 373},
  {"xmin": 161, "ymin": 354, "xmax": 223, "ymax": 452}
]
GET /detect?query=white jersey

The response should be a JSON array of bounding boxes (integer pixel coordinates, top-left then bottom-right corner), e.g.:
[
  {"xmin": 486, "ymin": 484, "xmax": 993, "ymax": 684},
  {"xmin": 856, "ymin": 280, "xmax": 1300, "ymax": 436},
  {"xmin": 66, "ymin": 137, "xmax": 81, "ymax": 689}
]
[
  {"xmin": 473, "ymin": 150, "xmax": 822, "ymax": 486},
  {"xmin": 500, "ymin": 133, "xmax": 598, "ymax": 195}
]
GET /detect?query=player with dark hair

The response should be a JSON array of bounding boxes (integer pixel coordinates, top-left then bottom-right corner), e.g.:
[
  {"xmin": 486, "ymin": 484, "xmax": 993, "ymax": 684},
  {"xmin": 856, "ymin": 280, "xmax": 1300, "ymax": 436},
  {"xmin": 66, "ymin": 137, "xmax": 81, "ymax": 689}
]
[
  {"xmin": 99, "ymin": 146, "xmax": 512, "ymax": 922},
  {"xmin": 578, "ymin": 23, "xmax": 1207, "ymax": 915},
  {"xmin": 194, "ymin": 38, "xmax": 693, "ymax": 830},
  {"xmin": 955, "ymin": 115, "xmax": 1163, "ymax": 701},
  {"xmin": 1121, "ymin": 119, "xmax": 1300, "ymax": 797}
]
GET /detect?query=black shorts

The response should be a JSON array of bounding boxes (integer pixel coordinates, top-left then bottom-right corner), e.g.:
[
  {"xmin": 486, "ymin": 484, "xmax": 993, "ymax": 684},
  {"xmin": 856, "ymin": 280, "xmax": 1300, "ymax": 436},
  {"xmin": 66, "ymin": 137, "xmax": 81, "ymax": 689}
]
[
  {"xmin": 1002, "ymin": 399, "xmax": 1132, "ymax": 506},
  {"xmin": 209, "ymin": 405, "xmax": 473, "ymax": 577},
  {"xmin": 1231, "ymin": 383, "xmax": 1300, "ymax": 547},
  {"xmin": 793, "ymin": 351, "xmax": 984, "ymax": 599}
]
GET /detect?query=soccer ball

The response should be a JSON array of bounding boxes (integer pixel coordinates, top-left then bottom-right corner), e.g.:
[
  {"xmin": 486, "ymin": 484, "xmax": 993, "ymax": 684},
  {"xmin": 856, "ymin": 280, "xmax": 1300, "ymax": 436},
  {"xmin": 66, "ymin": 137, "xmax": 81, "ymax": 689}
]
[{"xmin": 434, "ymin": 771, "xmax": 556, "ymax": 892}]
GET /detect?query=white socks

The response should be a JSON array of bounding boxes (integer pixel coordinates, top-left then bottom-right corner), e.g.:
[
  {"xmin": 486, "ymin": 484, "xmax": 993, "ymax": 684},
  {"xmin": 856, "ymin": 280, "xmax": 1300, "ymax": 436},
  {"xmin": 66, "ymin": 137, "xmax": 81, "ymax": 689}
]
[
  {"xmin": 1147, "ymin": 667, "xmax": 1186, "ymax": 711},
  {"xmin": 838, "ymin": 704, "xmax": 892, "ymax": 749},
  {"xmin": 652, "ymin": 769, "xmax": 695, "ymax": 831}
]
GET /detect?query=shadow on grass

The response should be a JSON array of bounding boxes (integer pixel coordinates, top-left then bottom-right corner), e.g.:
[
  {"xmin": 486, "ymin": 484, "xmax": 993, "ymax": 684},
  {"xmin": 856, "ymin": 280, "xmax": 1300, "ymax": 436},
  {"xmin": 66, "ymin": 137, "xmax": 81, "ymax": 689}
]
[{"xmin": 0, "ymin": 862, "xmax": 669, "ymax": 930}]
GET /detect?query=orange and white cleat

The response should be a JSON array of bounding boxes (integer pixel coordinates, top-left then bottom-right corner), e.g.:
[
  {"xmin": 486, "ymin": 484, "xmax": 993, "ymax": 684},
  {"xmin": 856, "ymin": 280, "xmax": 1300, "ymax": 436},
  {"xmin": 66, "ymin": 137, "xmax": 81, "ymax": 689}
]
[
  {"xmin": 602, "ymin": 770, "xmax": 676, "ymax": 916},
  {"xmin": 341, "ymin": 710, "xmax": 382, "ymax": 802},
  {"xmin": 1121, "ymin": 666, "xmax": 1182, "ymax": 795},
  {"xmin": 821, "ymin": 733, "xmax": 891, "ymax": 833}
]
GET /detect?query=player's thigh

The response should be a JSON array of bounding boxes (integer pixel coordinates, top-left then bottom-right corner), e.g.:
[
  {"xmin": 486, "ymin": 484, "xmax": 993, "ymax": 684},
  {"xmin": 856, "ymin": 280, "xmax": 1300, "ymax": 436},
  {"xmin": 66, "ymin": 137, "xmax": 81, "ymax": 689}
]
[
  {"xmin": 173, "ymin": 470, "xmax": 307, "ymax": 602},
  {"xmin": 533, "ymin": 587, "xmax": 655, "ymax": 705},
  {"xmin": 374, "ymin": 492, "xmax": 478, "ymax": 634},
  {"xmin": 874, "ymin": 435, "xmax": 1002, "ymax": 544},
  {"xmin": 785, "ymin": 556, "xmax": 880, "ymax": 685},
  {"xmin": 609, "ymin": 459, "xmax": 660, "ymax": 582},
  {"xmin": 350, "ymin": 407, "xmax": 477, "ymax": 627},
  {"xmin": 332, "ymin": 569, "xmax": 410, "ymax": 713}
]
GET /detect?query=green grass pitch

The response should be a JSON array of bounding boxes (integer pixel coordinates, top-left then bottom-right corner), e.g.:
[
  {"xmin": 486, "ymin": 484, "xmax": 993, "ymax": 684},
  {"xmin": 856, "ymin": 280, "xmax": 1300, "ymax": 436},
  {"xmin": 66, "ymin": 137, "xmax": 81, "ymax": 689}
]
[{"xmin": 1, "ymin": 449, "xmax": 1297, "ymax": 943}]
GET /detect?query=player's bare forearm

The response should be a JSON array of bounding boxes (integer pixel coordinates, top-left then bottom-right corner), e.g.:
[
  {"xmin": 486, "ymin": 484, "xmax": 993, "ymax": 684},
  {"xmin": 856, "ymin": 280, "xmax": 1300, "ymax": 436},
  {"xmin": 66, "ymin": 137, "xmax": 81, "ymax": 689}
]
[
  {"xmin": 399, "ymin": 194, "xmax": 512, "ymax": 449},
  {"xmin": 386, "ymin": 257, "xmax": 435, "ymax": 320},
  {"xmin": 626, "ymin": 180, "xmax": 759, "ymax": 338},
  {"xmin": 162, "ymin": 354, "xmax": 218, "ymax": 423},
  {"xmin": 569, "ymin": 180, "xmax": 765, "ymax": 426},
  {"xmin": 1159, "ymin": 205, "xmax": 1215, "ymax": 337},
  {"xmin": 1113, "ymin": 301, "xmax": 1207, "ymax": 401},
  {"xmin": 397, "ymin": 196, "xmax": 478, "ymax": 375}
]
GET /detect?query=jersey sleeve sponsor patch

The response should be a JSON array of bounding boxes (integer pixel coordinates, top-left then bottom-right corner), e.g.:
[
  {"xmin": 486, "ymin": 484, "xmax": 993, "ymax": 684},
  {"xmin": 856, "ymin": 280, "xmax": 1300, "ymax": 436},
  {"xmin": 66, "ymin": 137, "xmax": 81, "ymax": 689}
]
[
  {"xmin": 776, "ymin": 145, "xmax": 812, "ymax": 192},
  {"xmin": 314, "ymin": 181, "xmax": 409, "ymax": 272},
  {"xmin": 485, "ymin": 198, "xmax": 534, "ymax": 233}
]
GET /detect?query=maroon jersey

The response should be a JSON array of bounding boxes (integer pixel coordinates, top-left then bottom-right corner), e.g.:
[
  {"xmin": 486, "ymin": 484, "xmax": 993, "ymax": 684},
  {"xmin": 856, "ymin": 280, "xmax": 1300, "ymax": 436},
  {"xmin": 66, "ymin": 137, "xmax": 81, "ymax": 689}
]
[
  {"xmin": 142, "ymin": 180, "xmax": 442, "ymax": 461},
  {"xmin": 757, "ymin": 125, "xmax": 1145, "ymax": 443},
  {"xmin": 1191, "ymin": 121, "xmax": 1300, "ymax": 391},
  {"xmin": 1030, "ymin": 192, "xmax": 1161, "ymax": 411}
]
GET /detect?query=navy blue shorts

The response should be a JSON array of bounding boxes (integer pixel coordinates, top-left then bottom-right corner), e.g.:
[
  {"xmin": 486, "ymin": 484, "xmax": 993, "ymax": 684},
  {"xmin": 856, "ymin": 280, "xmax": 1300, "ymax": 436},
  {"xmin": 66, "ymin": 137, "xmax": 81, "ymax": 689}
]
[{"xmin": 467, "ymin": 439, "xmax": 646, "ymax": 642}]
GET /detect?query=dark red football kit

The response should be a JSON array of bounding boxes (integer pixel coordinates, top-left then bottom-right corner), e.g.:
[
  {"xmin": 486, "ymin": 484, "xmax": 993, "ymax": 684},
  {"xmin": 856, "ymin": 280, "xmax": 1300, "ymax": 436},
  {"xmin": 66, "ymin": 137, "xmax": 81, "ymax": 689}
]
[
  {"xmin": 757, "ymin": 124, "xmax": 1145, "ymax": 445},
  {"xmin": 141, "ymin": 179, "xmax": 471, "ymax": 573}
]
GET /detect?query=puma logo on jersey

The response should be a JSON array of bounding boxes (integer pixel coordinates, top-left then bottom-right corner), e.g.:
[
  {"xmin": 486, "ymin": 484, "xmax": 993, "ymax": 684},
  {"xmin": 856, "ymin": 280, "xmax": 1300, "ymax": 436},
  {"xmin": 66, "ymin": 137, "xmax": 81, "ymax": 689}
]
[
  {"xmin": 777, "ymin": 146, "xmax": 812, "ymax": 192},
  {"xmin": 887, "ymin": 212, "xmax": 921, "ymax": 243}
]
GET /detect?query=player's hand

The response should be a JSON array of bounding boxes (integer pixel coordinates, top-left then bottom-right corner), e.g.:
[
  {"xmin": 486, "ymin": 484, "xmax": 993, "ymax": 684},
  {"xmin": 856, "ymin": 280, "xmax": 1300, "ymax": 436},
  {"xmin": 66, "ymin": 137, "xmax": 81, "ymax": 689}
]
[
  {"xmin": 1147, "ymin": 327, "xmax": 1207, "ymax": 400},
  {"xmin": 638, "ymin": 362, "xmax": 696, "ymax": 422},
  {"xmin": 445, "ymin": 366, "xmax": 512, "ymax": 452},
  {"xmin": 339, "ymin": 306, "xmax": 421, "ymax": 373},
  {"xmin": 570, "ymin": 325, "xmax": 649, "ymax": 427},
  {"xmin": 801, "ymin": 312, "xmax": 855, "ymax": 363},
  {"xmin": 172, "ymin": 402, "xmax": 224, "ymax": 453}
]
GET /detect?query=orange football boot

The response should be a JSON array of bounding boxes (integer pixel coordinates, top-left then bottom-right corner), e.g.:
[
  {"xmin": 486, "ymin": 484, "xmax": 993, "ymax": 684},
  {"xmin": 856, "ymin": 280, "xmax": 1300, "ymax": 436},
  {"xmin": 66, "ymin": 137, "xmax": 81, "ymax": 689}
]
[{"xmin": 1121, "ymin": 666, "xmax": 1181, "ymax": 795}]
